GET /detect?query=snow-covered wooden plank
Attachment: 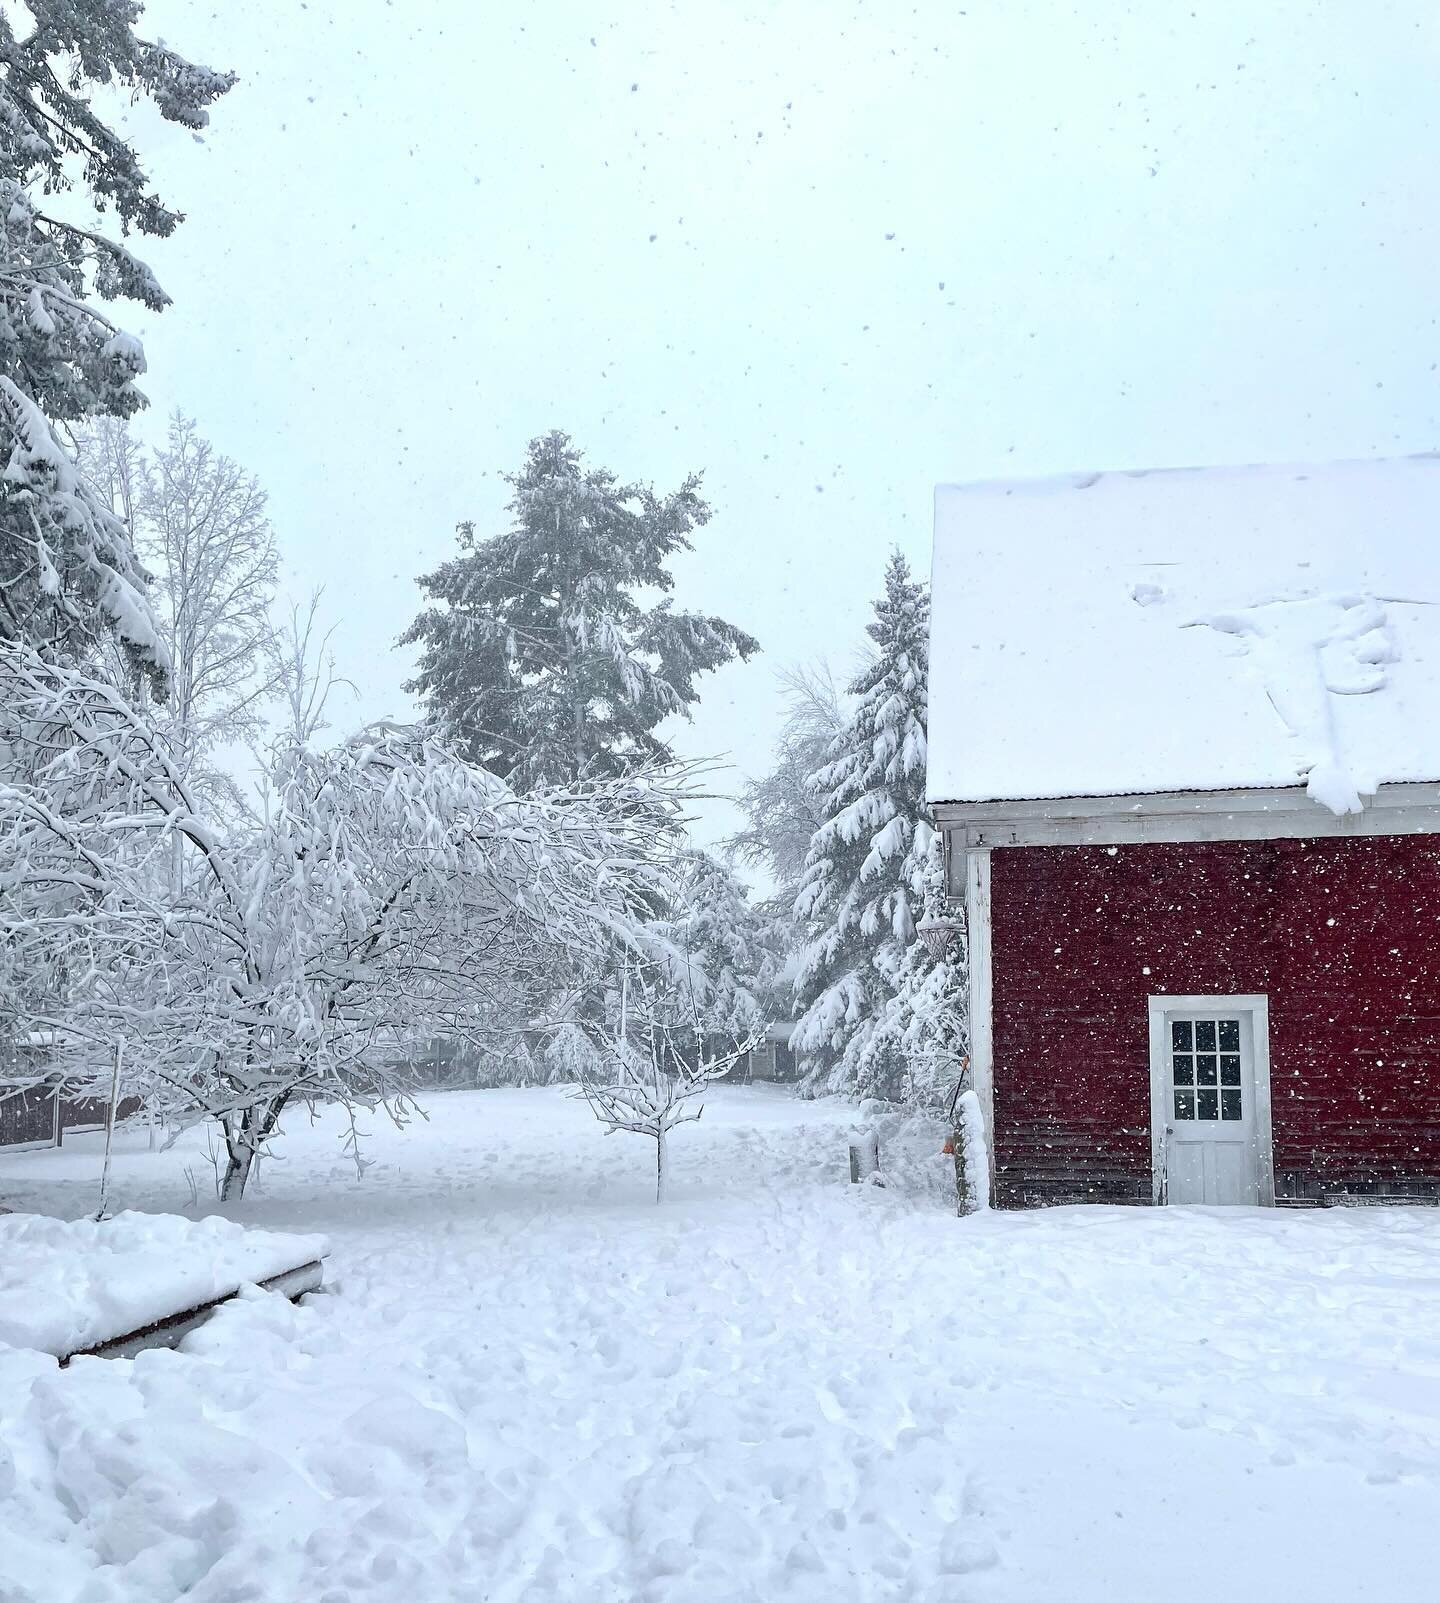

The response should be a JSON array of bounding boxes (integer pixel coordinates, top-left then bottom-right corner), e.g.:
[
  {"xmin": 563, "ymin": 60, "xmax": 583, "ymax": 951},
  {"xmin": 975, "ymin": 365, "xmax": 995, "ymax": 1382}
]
[
  {"xmin": 63, "ymin": 1258, "xmax": 324, "ymax": 1364},
  {"xmin": 0, "ymin": 1211, "xmax": 328, "ymax": 1359}
]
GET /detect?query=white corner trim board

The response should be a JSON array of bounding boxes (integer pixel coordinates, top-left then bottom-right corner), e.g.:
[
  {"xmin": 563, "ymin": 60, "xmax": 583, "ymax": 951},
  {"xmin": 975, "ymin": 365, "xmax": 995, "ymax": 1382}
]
[{"xmin": 963, "ymin": 847, "xmax": 994, "ymax": 1184}]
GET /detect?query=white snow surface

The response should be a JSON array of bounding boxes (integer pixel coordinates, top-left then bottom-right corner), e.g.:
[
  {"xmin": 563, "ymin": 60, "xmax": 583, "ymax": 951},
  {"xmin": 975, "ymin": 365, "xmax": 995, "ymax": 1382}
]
[
  {"xmin": 2, "ymin": 1087, "xmax": 1439, "ymax": 1602},
  {"xmin": 0, "ymin": 1211, "xmax": 328, "ymax": 1358},
  {"xmin": 929, "ymin": 455, "xmax": 1440, "ymax": 809}
]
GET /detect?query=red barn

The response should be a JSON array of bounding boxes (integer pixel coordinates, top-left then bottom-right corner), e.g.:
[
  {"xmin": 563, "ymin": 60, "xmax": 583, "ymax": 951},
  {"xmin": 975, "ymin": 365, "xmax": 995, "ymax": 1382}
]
[{"xmin": 928, "ymin": 459, "xmax": 1440, "ymax": 1208}]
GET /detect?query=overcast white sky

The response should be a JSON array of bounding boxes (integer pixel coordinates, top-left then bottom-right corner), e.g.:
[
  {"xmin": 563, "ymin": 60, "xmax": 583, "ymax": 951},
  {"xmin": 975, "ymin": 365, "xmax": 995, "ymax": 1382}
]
[{"xmin": 117, "ymin": 0, "xmax": 1440, "ymax": 850}]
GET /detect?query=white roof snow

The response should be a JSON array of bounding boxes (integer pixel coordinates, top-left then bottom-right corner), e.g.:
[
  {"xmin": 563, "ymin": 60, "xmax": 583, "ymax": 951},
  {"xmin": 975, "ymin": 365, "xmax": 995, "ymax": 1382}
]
[{"xmin": 928, "ymin": 456, "xmax": 1440, "ymax": 814}]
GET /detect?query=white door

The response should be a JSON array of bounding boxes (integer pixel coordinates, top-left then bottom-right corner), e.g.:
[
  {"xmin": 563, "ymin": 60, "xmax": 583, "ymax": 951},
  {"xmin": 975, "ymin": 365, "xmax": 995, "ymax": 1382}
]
[{"xmin": 1161, "ymin": 1010, "xmax": 1261, "ymax": 1204}]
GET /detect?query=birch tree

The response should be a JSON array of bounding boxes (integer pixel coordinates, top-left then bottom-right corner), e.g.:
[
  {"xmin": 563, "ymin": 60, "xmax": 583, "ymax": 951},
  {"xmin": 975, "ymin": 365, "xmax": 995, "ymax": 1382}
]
[
  {"xmin": 729, "ymin": 664, "xmax": 845, "ymax": 915},
  {"xmin": 79, "ymin": 415, "xmax": 282, "ymax": 817}
]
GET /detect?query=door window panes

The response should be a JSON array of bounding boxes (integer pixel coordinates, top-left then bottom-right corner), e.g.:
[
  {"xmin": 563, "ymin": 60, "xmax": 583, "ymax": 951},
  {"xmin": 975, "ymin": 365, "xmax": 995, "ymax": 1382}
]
[{"xmin": 1169, "ymin": 1017, "xmax": 1243, "ymax": 1122}]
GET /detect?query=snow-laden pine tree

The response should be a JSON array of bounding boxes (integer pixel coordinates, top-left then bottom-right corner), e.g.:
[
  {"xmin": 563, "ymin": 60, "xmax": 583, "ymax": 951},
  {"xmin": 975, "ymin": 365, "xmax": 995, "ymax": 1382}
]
[
  {"xmin": 401, "ymin": 431, "xmax": 759, "ymax": 788},
  {"xmin": 648, "ymin": 851, "xmax": 777, "ymax": 1043},
  {"xmin": 0, "ymin": 5, "xmax": 233, "ymax": 667},
  {"xmin": 859, "ymin": 833, "xmax": 967, "ymax": 1106},
  {"xmin": 792, "ymin": 551, "xmax": 931, "ymax": 1095}
]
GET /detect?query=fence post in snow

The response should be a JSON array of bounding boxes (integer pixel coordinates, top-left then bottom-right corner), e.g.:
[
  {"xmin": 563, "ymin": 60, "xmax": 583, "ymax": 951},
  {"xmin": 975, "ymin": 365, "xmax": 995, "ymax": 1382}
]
[
  {"xmin": 95, "ymin": 1040, "xmax": 124, "ymax": 1221},
  {"xmin": 848, "ymin": 1131, "xmax": 880, "ymax": 1184}
]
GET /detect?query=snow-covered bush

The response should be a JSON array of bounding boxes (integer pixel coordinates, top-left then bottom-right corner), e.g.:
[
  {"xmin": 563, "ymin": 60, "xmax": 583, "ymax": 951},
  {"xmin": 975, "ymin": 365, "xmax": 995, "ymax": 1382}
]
[{"xmin": 641, "ymin": 849, "xmax": 779, "ymax": 1045}]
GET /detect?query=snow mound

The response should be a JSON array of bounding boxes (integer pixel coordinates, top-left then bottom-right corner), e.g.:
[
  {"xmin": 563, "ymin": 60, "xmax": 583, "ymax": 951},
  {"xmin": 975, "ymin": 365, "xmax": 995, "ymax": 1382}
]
[{"xmin": 0, "ymin": 1211, "xmax": 328, "ymax": 1358}]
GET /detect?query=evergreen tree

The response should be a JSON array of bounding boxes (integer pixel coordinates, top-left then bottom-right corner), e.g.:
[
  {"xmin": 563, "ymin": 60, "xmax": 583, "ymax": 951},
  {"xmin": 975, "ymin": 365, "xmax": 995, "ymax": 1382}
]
[
  {"xmin": 0, "ymin": 4, "xmax": 234, "ymax": 667},
  {"xmin": 652, "ymin": 851, "xmax": 778, "ymax": 1042},
  {"xmin": 401, "ymin": 431, "xmax": 759, "ymax": 789},
  {"xmin": 792, "ymin": 551, "xmax": 931, "ymax": 1095},
  {"xmin": 858, "ymin": 832, "xmax": 967, "ymax": 1106}
]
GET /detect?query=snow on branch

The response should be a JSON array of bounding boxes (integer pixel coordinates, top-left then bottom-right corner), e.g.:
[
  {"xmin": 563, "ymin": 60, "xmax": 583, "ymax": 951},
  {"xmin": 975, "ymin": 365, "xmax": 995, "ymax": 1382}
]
[
  {"xmin": 0, "ymin": 642, "xmax": 693, "ymax": 1198},
  {"xmin": 573, "ymin": 963, "xmax": 764, "ymax": 1202}
]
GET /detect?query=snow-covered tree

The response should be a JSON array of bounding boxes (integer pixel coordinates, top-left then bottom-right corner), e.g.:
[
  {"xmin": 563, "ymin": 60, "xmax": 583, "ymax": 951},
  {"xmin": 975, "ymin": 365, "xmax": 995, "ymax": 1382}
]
[
  {"xmin": 859, "ymin": 833, "xmax": 967, "ymax": 1107},
  {"xmin": 792, "ymin": 552, "xmax": 931, "ymax": 1095},
  {"xmin": 401, "ymin": 431, "xmax": 759, "ymax": 788},
  {"xmin": 0, "ymin": 645, "xmax": 687, "ymax": 1199},
  {"xmin": 729, "ymin": 664, "xmax": 845, "ymax": 914},
  {"xmin": 79, "ymin": 414, "xmax": 282, "ymax": 816},
  {"xmin": 273, "ymin": 590, "xmax": 353, "ymax": 746},
  {"xmin": 0, "ymin": 4, "xmax": 233, "ymax": 663},
  {"xmin": 573, "ymin": 964, "xmax": 762, "ymax": 1202},
  {"xmin": 647, "ymin": 850, "xmax": 777, "ymax": 1044}
]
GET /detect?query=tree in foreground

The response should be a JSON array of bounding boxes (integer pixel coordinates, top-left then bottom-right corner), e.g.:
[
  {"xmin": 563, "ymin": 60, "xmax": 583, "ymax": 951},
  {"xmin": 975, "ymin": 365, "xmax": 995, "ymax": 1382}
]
[
  {"xmin": 573, "ymin": 964, "xmax": 762, "ymax": 1202},
  {"xmin": 0, "ymin": 647, "xmax": 686, "ymax": 1199},
  {"xmin": 0, "ymin": 3, "xmax": 233, "ymax": 664},
  {"xmin": 791, "ymin": 551, "xmax": 932, "ymax": 1096},
  {"xmin": 401, "ymin": 431, "xmax": 759, "ymax": 788}
]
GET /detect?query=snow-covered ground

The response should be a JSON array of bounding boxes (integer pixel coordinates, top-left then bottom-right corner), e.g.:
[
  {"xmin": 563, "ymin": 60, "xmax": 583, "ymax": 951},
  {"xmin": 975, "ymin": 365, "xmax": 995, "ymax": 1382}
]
[{"xmin": 3, "ymin": 1086, "xmax": 1438, "ymax": 1602}]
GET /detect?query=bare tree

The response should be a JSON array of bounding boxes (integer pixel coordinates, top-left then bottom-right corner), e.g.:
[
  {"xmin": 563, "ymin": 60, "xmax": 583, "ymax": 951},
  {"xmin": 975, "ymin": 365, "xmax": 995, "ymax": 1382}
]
[
  {"xmin": 78, "ymin": 414, "xmax": 282, "ymax": 821},
  {"xmin": 273, "ymin": 588, "xmax": 354, "ymax": 744},
  {"xmin": 574, "ymin": 964, "xmax": 762, "ymax": 1202},
  {"xmin": 729, "ymin": 663, "xmax": 845, "ymax": 910}
]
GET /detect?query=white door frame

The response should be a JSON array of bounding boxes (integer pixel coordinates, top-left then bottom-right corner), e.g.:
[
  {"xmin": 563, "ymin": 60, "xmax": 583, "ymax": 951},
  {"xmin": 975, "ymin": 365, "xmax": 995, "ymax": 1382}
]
[{"xmin": 1146, "ymin": 993, "xmax": 1275, "ymax": 1206}]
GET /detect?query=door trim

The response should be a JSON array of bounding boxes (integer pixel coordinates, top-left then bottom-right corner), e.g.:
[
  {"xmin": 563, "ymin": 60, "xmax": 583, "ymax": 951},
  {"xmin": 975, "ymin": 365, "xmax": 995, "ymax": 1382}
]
[{"xmin": 1146, "ymin": 994, "xmax": 1275, "ymax": 1206}]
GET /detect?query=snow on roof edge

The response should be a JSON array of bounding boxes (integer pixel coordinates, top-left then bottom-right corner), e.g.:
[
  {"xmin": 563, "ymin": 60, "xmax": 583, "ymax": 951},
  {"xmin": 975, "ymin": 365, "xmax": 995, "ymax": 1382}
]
[
  {"xmin": 933, "ymin": 449, "xmax": 1440, "ymax": 502},
  {"xmin": 928, "ymin": 779, "xmax": 1338, "ymax": 810}
]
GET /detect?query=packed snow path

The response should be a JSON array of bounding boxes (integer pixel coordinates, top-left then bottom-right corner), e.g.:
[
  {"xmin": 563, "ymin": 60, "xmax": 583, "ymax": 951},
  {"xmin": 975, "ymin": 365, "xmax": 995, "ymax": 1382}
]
[{"xmin": 3, "ymin": 1087, "xmax": 1439, "ymax": 1602}]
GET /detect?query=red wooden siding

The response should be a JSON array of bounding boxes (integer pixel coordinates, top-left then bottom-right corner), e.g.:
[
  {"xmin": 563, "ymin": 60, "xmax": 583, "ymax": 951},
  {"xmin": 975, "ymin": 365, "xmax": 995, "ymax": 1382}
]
[{"xmin": 989, "ymin": 835, "xmax": 1440, "ymax": 1207}]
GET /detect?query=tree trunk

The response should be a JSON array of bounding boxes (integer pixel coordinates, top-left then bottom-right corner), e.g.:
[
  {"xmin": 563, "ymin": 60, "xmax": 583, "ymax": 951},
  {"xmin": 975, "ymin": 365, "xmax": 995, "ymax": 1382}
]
[
  {"xmin": 219, "ymin": 1140, "xmax": 253, "ymax": 1202},
  {"xmin": 655, "ymin": 1127, "xmax": 668, "ymax": 1204},
  {"xmin": 219, "ymin": 1094, "xmax": 289, "ymax": 1202}
]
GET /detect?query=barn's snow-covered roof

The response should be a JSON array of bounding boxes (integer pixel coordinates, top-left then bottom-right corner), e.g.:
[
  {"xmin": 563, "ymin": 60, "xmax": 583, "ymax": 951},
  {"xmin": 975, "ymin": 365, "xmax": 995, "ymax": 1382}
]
[{"xmin": 928, "ymin": 456, "xmax": 1440, "ymax": 814}]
